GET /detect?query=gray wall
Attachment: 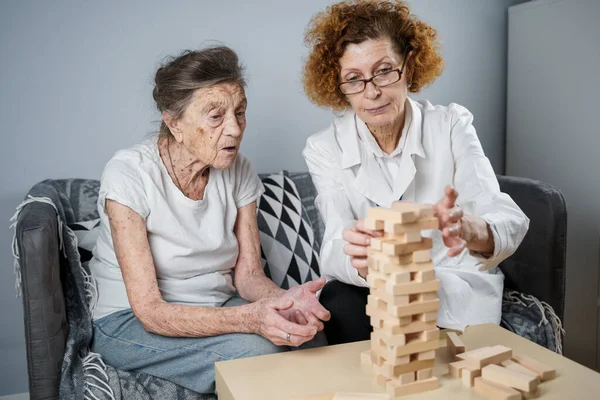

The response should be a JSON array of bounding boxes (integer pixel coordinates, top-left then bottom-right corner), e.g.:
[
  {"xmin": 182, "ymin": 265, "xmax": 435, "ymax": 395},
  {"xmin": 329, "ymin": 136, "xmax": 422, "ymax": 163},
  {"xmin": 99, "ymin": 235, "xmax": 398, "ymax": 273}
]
[{"xmin": 0, "ymin": 0, "xmax": 524, "ymax": 395}]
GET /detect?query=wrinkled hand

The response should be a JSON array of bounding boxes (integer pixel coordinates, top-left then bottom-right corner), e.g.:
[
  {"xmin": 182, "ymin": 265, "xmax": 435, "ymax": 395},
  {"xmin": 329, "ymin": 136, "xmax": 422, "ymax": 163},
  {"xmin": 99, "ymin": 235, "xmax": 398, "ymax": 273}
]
[
  {"xmin": 433, "ymin": 185, "xmax": 467, "ymax": 256},
  {"xmin": 252, "ymin": 296, "xmax": 318, "ymax": 347},
  {"xmin": 278, "ymin": 277, "xmax": 330, "ymax": 331},
  {"xmin": 342, "ymin": 220, "xmax": 383, "ymax": 279}
]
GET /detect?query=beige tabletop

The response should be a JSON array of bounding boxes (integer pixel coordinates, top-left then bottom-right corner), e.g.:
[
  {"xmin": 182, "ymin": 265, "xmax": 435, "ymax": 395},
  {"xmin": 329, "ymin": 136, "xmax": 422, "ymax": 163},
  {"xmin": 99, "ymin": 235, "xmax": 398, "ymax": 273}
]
[{"xmin": 215, "ymin": 323, "xmax": 600, "ymax": 399}]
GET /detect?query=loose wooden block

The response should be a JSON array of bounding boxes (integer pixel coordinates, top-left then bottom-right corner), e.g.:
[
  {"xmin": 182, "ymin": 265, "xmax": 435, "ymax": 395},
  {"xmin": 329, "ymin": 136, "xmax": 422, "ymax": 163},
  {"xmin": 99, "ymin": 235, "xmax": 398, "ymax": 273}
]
[
  {"xmin": 446, "ymin": 332, "xmax": 465, "ymax": 357},
  {"xmin": 386, "ymin": 376, "xmax": 439, "ymax": 397},
  {"xmin": 473, "ymin": 377, "xmax": 521, "ymax": 400},
  {"xmin": 381, "ymin": 238, "xmax": 433, "ymax": 256},
  {"xmin": 368, "ymin": 207, "xmax": 418, "ymax": 224},
  {"xmin": 383, "ymin": 217, "xmax": 439, "ymax": 235},
  {"xmin": 511, "ymin": 354, "xmax": 556, "ymax": 381},
  {"xmin": 398, "ymin": 372, "xmax": 415, "ymax": 384},
  {"xmin": 457, "ymin": 345, "xmax": 512, "ymax": 370},
  {"xmin": 416, "ymin": 350, "xmax": 435, "ymax": 361},
  {"xmin": 461, "ymin": 367, "xmax": 482, "ymax": 388},
  {"xmin": 364, "ymin": 218, "xmax": 384, "ymax": 231},
  {"xmin": 481, "ymin": 364, "xmax": 539, "ymax": 392},
  {"xmin": 448, "ymin": 360, "xmax": 469, "ymax": 378},
  {"xmin": 387, "ymin": 299, "xmax": 440, "ymax": 318},
  {"xmin": 380, "ymin": 319, "xmax": 438, "ymax": 336},
  {"xmin": 501, "ymin": 360, "xmax": 540, "ymax": 380},
  {"xmin": 385, "ymin": 279, "xmax": 440, "ymax": 296},
  {"xmin": 417, "ymin": 368, "xmax": 433, "ymax": 380},
  {"xmin": 333, "ymin": 393, "xmax": 390, "ymax": 400},
  {"xmin": 412, "ymin": 249, "xmax": 431, "ymax": 263},
  {"xmin": 414, "ymin": 270, "xmax": 436, "ymax": 282}
]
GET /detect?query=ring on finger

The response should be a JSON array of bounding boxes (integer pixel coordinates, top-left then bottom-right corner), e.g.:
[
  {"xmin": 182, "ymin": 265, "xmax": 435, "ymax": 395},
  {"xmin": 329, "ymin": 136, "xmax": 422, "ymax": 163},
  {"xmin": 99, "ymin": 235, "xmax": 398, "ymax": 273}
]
[{"xmin": 285, "ymin": 332, "xmax": 291, "ymax": 342}]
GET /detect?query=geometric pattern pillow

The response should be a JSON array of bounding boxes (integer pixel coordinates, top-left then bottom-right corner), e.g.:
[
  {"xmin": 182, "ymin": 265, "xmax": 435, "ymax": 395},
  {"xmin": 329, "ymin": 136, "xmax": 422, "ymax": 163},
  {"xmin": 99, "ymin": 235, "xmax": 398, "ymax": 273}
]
[
  {"xmin": 68, "ymin": 218, "xmax": 101, "ymax": 263},
  {"xmin": 257, "ymin": 171, "xmax": 321, "ymax": 289}
]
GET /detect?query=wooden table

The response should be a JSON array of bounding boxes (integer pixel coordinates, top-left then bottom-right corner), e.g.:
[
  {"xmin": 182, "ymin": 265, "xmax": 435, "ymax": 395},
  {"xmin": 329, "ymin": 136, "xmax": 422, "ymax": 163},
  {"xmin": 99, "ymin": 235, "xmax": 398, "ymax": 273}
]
[{"xmin": 215, "ymin": 323, "xmax": 600, "ymax": 399}]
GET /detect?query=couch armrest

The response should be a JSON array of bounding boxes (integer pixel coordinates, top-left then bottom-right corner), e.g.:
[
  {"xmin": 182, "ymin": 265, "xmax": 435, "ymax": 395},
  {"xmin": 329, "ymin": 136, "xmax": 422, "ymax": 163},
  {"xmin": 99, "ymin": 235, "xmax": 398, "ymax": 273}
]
[
  {"xmin": 17, "ymin": 202, "xmax": 66, "ymax": 400},
  {"xmin": 497, "ymin": 175, "xmax": 567, "ymax": 321}
]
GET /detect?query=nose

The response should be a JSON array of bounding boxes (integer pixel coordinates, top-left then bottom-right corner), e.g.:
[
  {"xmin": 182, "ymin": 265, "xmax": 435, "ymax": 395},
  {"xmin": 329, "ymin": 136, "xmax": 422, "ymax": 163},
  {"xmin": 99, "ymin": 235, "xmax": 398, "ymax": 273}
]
[
  {"xmin": 364, "ymin": 81, "xmax": 381, "ymax": 100},
  {"xmin": 224, "ymin": 115, "xmax": 243, "ymax": 138}
]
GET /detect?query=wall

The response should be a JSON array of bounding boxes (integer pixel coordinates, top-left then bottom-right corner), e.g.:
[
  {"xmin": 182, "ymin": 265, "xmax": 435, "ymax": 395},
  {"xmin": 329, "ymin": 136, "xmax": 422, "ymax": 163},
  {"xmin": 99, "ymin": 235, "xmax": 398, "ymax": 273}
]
[{"xmin": 0, "ymin": 0, "xmax": 525, "ymax": 395}]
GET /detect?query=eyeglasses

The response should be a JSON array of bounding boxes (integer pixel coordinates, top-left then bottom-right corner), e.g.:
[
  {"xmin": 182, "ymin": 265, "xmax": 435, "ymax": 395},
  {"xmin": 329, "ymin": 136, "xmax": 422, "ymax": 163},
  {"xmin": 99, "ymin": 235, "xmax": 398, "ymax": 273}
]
[{"xmin": 338, "ymin": 55, "xmax": 409, "ymax": 95}]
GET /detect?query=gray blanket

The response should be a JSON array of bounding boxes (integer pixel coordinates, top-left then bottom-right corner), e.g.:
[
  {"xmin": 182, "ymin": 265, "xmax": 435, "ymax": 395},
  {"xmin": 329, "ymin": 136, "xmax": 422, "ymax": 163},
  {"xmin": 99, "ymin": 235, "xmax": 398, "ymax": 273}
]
[{"xmin": 11, "ymin": 179, "xmax": 214, "ymax": 400}]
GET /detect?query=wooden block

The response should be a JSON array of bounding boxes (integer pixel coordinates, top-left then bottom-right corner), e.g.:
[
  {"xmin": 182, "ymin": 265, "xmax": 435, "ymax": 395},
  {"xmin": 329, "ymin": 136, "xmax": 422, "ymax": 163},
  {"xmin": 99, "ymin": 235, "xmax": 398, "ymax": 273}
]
[
  {"xmin": 417, "ymin": 292, "xmax": 437, "ymax": 301},
  {"xmin": 370, "ymin": 237, "xmax": 384, "ymax": 251},
  {"xmin": 366, "ymin": 304, "xmax": 412, "ymax": 327},
  {"xmin": 378, "ymin": 359, "xmax": 435, "ymax": 378},
  {"xmin": 372, "ymin": 288, "xmax": 409, "ymax": 306},
  {"xmin": 367, "ymin": 295, "xmax": 387, "ymax": 312},
  {"xmin": 372, "ymin": 331, "xmax": 406, "ymax": 347},
  {"xmin": 373, "ymin": 371, "xmax": 389, "ymax": 389},
  {"xmin": 457, "ymin": 345, "xmax": 512, "ymax": 370},
  {"xmin": 481, "ymin": 364, "xmax": 539, "ymax": 392},
  {"xmin": 461, "ymin": 367, "xmax": 482, "ymax": 388},
  {"xmin": 416, "ymin": 350, "xmax": 435, "ymax": 361},
  {"xmin": 397, "ymin": 372, "xmax": 415, "ymax": 384},
  {"xmin": 380, "ymin": 319, "xmax": 438, "ymax": 336},
  {"xmin": 473, "ymin": 377, "xmax": 521, "ymax": 400},
  {"xmin": 397, "ymin": 231, "xmax": 422, "ymax": 244},
  {"xmin": 387, "ymin": 299, "xmax": 440, "ymax": 318},
  {"xmin": 416, "ymin": 311, "xmax": 438, "ymax": 323},
  {"xmin": 333, "ymin": 393, "xmax": 390, "ymax": 400},
  {"xmin": 367, "ymin": 256, "xmax": 379, "ymax": 271},
  {"xmin": 366, "ymin": 274, "xmax": 385, "ymax": 289},
  {"xmin": 417, "ymin": 368, "xmax": 433, "ymax": 380},
  {"xmin": 368, "ymin": 249, "xmax": 413, "ymax": 265},
  {"xmin": 385, "ymin": 279, "xmax": 440, "ymax": 296},
  {"xmin": 368, "ymin": 207, "xmax": 417, "ymax": 224},
  {"xmin": 379, "ymin": 260, "xmax": 434, "ymax": 274},
  {"xmin": 364, "ymin": 218, "xmax": 384, "ymax": 231},
  {"xmin": 389, "ymin": 271, "xmax": 411, "ymax": 284},
  {"xmin": 386, "ymin": 377, "xmax": 439, "ymax": 397},
  {"xmin": 380, "ymin": 338, "xmax": 440, "ymax": 358},
  {"xmin": 414, "ymin": 270, "xmax": 436, "ymax": 282},
  {"xmin": 419, "ymin": 328, "xmax": 440, "ymax": 342},
  {"xmin": 383, "ymin": 217, "xmax": 439, "ymax": 235},
  {"xmin": 448, "ymin": 360, "xmax": 469, "ymax": 378},
  {"xmin": 446, "ymin": 332, "xmax": 465, "ymax": 357},
  {"xmin": 413, "ymin": 249, "xmax": 431, "ymax": 262},
  {"xmin": 511, "ymin": 354, "xmax": 556, "ymax": 381},
  {"xmin": 520, "ymin": 387, "xmax": 541, "ymax": 399},
  {"xmin": 381, "ymin": 238, "xmax": 433, "ymax": 256},
  {"xmin": 501, "ymin": 360, "xmax": 540, "ymax": 380}
]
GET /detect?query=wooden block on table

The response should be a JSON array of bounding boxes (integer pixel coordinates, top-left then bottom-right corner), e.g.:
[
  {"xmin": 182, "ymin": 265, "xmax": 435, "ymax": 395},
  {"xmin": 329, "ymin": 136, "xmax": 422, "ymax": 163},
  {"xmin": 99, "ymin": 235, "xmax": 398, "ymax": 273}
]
[
  {"xmin": 414, "ymin": 270, "xmax": 436, "ymax": 282},
  {"xmin": 511, "ymin": 354, "xmax": 556, "ymax": 381},
  {"xmin": 417, "ymin": 368, "xmax": 433, "ymax": 381},
  {"xmin": 481, "ymin": 364, "xmax": 539, "ymax": 392},
  {"xmin": 368, "ymin": 207, "xmax": 418, "ymax": 224},
  {"xmin": 500, "ymin": 359, "xmax": 540, "ymax": 380},
  {"xmin": 461, "ymin": 367, "xmax": 482, "ymax": 388},
  {"xmin": 333, "ymin": 392, "xmax": 390, "ymax": 400},
  {"xmin": 385, "ymin": 279, "xmax": 440, "ymax": 296},
  {"xmin": 448, "ymin": 360, "xmax": 469, "ymax": 378},
  {"xmin": 473, "ymin": 377, "xmax": 521, "ymax": 400},
  {"xmin": 364, "ymin": 218, "xmax": 384, "ymax": 231},
  {"xmin": 413, "ymin": 249, "xmax": 431, "ymax": 263},
  {"xmin": 381, "ymin": 238, "xmax": 433, "ymax": 256},
  {"xmin": 386, "ymin": 376, "xmax": 439, "ymax": 397},
  {"xmin": 387, "ymin": 298, "xmax": 440, "ymax": 318},
  {"xmin": 457, "ymin": 345, "xmax": 512, "ymax": 370},
  {"xmin": 384, "ymin": 217, "xmax": 439, "ymax": 235},
  {"xmin": 446, "ymin": 332, "xmax": 465, "ymax": 357}
]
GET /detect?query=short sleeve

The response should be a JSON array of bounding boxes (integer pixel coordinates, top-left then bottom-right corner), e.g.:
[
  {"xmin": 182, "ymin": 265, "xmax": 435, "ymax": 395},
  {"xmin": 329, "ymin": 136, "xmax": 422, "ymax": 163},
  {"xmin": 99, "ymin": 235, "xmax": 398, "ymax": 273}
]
[
  {"xmin": 232, "ymin": 154, "xmax": 264, "ymax": 209},
  {"xmin": 98, "ymin": 153, "xmax": 150, "ymax": 219}
]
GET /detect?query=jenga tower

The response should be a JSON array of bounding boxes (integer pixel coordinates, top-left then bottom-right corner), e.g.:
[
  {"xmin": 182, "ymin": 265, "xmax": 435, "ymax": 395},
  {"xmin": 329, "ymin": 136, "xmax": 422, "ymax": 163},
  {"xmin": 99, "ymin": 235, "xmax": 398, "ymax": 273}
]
[{"xmin": 362, "ymin": 202, "xmax": 441, "ymax": 398}]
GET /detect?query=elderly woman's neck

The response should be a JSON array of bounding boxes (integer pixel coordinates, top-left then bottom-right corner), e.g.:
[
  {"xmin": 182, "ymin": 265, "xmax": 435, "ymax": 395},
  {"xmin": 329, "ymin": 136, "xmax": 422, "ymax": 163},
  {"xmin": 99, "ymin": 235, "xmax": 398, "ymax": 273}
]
[
  {"xmin": 368, "ymin": 113, "xmax": 405, "ymax": 155},
  {"xmin": 160, "ymin": 136, "xmax": 210, "ymax": 198}
]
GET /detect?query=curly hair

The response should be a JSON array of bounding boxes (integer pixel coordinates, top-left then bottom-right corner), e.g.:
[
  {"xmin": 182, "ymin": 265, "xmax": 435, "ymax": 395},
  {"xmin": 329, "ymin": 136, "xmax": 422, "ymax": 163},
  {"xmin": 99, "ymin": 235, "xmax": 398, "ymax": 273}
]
[{"xmin": 303, "ymin": 0, "xmax": 444, "ymax": 110}]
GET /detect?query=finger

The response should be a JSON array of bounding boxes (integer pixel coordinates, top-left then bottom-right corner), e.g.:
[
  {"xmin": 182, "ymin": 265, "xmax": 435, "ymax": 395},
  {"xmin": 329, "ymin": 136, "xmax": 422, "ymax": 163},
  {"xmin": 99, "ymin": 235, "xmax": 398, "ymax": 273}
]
[
  {"xmin": 447, "ymin": 207, "xmax": 463, "ymax": 223},
  {"xmin": 351, "ymin": 257, "xmax": 368, "ymax": 269},
  {"xmin": 442, "ymin": 186, "xmax": 458, "ymax": 208},
  {"xmin": 301, "ymin": 277, "xmax": 326, "ymax": 293},
  {"xmin": 354, "ymin": 220, "xmax": 383, "ymax": 237},
  {"xmin": 343, "ymin": 229, "xmax": 374, "ymax": 246},
  {"xmin": 273, "ymin": 312, "xmax": 318, "ymax": 337},
  {"xmin": 303, "ymin": 312, "xmax": 325, "ymax": 331},
  {"xmin": 295, "ymin": 310, "xmax": 309, "ymax": 325},
  {"xmin": 447, "ymin": 238, "xmax": 467, "ymax": 257},
  {"xmin": 305, "ymin": 302, "xmax": 331, "ymax": 322},
  {"xmin": 270, "ymin": 296, "xmax": 293, "ymax": 311},
  {"xmin": 344, "ymin": 243, "xmax": 368, "ymax": 257},
  {"xmin": 270, "ymin": 328, "xmax": 312, "ymax": 347},
  {"xmin": 357, "ymin": 267, "xmax": 368, "ymax": 279},
  {"xmin": 442, "ymin": 223, "xmax": 462, "ymax": 238}
]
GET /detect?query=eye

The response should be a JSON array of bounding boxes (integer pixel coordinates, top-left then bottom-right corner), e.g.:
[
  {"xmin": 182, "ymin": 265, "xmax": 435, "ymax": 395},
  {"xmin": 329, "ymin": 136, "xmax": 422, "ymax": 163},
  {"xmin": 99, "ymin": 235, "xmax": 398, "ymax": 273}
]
[
  {"xmin": 210, "ymin": 114, "xmax": 223, "ymax": 121},
  {"xmin": 236, "ymin": 110, "xmax": 246, "ymax": 117},
  {"xmin": 346, "ymin": 75, "xmax": 360, "ymax": 82},
  {"xmin": 376, "ymin": 67, "xmax": 393, "ymax": 75}
]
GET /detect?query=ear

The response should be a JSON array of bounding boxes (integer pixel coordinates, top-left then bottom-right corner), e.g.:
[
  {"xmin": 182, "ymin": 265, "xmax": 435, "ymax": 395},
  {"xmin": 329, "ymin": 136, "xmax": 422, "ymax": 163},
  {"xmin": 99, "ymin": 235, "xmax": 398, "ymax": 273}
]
[
  {"xmin": 162, "ymin": 111, "xmax": 183, "ymax": 142},
  {"xmin": 405, "ymin": 50, "xmax": 415, "ymax": 83}
]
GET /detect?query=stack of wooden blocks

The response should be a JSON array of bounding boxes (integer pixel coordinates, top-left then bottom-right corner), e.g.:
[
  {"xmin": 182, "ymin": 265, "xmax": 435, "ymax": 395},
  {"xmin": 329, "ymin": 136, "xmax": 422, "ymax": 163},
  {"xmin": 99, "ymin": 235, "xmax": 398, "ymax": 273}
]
[
  {"xmin": 447, "ymin": 333, "xmax": 556, "ymax": 399},
  {"xmin": 361, "ymin": 202, "xmax": 441, "ymax": 398}
]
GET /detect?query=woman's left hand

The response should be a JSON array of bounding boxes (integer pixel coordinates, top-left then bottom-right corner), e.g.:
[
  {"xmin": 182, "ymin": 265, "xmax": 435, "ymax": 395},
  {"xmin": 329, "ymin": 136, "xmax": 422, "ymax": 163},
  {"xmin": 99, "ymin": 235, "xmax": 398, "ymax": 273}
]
[
  {"xmin": 277, "ymin": 277, "xmax": 330, "ymax": 331},
  {"xmin": 433, "ymin": 185, "xmax": 467, "ymax": 257}
]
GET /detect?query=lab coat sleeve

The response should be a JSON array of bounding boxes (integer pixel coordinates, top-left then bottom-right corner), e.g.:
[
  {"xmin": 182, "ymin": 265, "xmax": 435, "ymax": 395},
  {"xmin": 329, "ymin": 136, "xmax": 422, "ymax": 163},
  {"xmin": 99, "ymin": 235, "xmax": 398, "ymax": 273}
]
[
  {"xmin": 449, "ymin": 103, "xmax": 530, "ymax": 270},
  {"xmin": 303, "ymin": 136, "xmax": 369, "ymax": 287}
]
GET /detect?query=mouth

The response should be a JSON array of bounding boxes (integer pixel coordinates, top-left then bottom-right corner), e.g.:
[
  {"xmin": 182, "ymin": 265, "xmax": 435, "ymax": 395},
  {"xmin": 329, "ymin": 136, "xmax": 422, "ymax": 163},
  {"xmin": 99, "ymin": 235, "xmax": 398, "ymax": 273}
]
[
  {"xmin": 365, "ymin": 103, "xmax": 390, "ymax": 114},
  {"xmin": 221, "ymin": 146, "xmax": 238, "ymax": 153}
]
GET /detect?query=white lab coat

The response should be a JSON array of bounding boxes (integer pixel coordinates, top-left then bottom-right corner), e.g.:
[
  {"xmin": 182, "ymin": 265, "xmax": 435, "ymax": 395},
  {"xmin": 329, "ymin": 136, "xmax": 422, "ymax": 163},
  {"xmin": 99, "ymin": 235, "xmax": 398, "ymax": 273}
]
[{"xmin": 302, "ymin": 98, "xmax": 529, "ymax": 330}]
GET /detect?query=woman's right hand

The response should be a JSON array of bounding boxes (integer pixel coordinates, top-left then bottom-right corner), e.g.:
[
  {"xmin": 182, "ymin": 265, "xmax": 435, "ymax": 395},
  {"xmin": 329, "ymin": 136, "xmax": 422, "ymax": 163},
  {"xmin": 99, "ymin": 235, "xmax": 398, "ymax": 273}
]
[
  {"xmin": 251, "ymin": 296, "xmax": 318, "ymax": 347},
  {"xmin": 342, "ymin": 219, "xmax": 383, "ymax": 279}
]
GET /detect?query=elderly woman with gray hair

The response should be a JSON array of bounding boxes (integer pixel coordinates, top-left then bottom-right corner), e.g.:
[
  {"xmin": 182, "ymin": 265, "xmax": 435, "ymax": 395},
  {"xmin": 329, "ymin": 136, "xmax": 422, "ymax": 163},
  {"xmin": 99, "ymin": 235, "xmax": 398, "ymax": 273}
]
[{"xmin": 88, "ymin": 46, "xmax": 329, "ymax": 394}]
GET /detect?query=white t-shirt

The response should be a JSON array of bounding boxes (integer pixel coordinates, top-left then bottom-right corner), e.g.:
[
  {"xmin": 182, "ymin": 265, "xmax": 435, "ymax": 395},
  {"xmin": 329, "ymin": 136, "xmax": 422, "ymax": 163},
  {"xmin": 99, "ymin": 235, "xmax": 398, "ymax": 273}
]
[{"xmin": 89, "ymin": 137, "xmax": 263, "ymax": 320}]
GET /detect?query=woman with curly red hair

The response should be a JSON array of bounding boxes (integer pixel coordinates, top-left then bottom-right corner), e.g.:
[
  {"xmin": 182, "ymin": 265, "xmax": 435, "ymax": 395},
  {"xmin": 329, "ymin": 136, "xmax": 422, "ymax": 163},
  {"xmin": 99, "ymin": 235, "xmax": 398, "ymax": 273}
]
[{"xmin": 302, "ymin": 0, "xmax": 529, "ymax": 344}]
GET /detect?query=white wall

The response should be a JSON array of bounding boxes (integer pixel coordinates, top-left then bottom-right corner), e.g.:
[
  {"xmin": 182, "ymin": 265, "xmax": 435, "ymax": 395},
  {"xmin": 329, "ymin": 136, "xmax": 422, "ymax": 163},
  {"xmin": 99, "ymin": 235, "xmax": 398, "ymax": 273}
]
[{"xmin": 0, "ymin": 0, "xmax": 525, "ymax": 395}]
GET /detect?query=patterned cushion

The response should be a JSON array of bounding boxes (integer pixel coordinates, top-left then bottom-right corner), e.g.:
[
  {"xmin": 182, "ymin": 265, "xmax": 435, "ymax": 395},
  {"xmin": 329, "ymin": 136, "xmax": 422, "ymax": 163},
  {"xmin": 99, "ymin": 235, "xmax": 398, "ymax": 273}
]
[
  {"xmin": 257, "ymin": 171, "xmax": 321, "ymax": 289},
  {"xmin": 69, "ymin": 218, "xmax": 101, "ymax": 263}
]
